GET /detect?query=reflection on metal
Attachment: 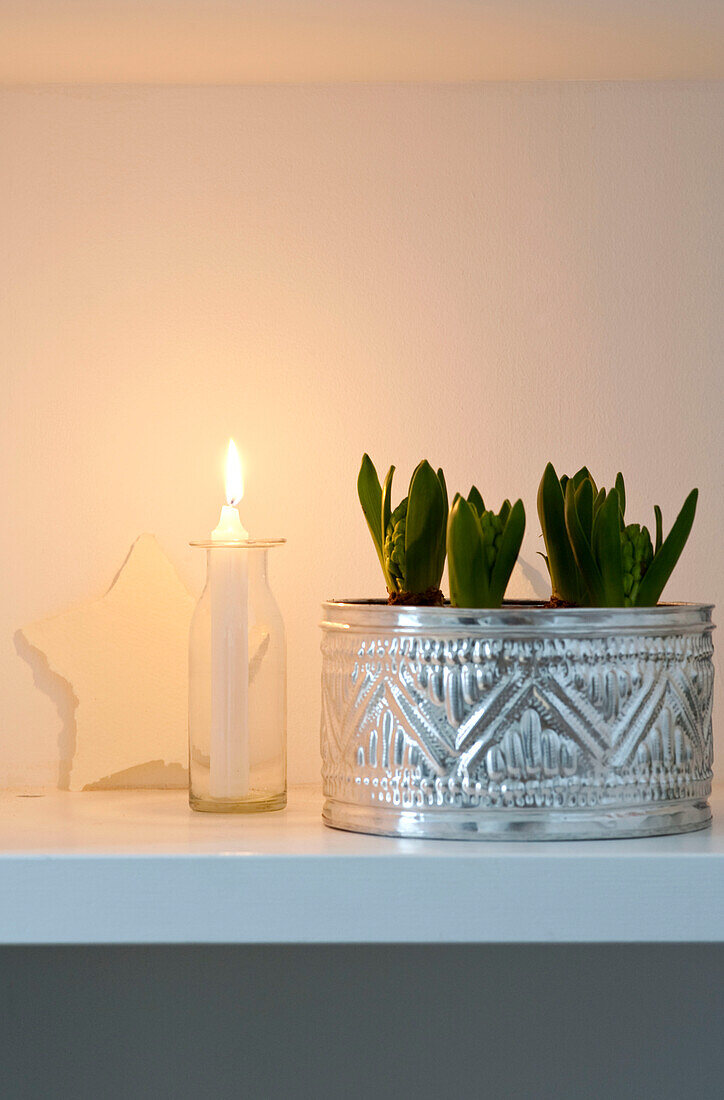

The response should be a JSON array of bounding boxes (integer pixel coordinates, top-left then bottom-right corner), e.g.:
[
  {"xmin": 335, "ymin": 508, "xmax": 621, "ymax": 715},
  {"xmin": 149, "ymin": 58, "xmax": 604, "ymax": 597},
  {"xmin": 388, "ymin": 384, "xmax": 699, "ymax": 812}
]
[{"xmin": 320, "ymin": 601, "xmax": 715, "ymax": 840}]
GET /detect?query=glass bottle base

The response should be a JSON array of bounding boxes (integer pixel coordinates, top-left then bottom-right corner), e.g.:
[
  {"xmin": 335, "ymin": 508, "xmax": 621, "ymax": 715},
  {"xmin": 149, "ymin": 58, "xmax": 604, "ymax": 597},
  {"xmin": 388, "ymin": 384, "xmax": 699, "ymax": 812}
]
[{"xmin": 189, "ymin": 790, "xmax": 287, "ymax": 814}]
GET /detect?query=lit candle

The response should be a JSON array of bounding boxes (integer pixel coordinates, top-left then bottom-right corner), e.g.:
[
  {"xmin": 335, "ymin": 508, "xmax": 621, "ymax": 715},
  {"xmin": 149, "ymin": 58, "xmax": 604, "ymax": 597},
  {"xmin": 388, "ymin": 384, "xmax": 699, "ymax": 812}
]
[{"xmin": 209, "ymin": 440, "xmax": 250, "ymax": 799}]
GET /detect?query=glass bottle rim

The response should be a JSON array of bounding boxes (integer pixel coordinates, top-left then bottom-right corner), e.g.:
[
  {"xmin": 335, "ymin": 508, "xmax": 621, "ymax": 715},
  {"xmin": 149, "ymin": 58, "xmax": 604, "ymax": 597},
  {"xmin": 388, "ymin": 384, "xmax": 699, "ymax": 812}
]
[{"xmin": 189, "ymin": 538, "xmax": 286, "ymax": 549}]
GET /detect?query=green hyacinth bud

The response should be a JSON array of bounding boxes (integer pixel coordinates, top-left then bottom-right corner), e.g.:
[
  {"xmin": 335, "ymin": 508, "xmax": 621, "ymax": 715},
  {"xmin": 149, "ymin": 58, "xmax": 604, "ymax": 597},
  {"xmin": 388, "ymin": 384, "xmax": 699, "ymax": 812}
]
[
  {"xmin": 621, "ymin": 523, "xmax": 653, "ymax": 606},
  {"xmin": 384, "ymin": 498, "xmax": 408, "ymax": 590},
  {"xmin": 480, "ymin": 509, "xmax": 504, "ymax": 572}
]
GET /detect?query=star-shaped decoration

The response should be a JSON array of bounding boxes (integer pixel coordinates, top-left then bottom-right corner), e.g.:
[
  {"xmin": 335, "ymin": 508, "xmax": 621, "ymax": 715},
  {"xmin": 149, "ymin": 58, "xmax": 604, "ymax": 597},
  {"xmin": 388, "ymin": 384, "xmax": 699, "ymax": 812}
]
[{"xmin": 22, "ymin": 534, "xmax": 193, "ymax": 790}]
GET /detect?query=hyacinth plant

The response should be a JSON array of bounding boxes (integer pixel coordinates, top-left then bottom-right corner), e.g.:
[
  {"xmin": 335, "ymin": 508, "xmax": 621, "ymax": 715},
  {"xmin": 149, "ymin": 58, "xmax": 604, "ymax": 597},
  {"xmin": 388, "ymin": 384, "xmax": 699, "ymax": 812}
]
[
  {"xmin": 358, "ymin": 454, "xmax": 448, "ymax": 605},
  {"xmin": 537, "ymin": 463, "xmax": 698, "ymax": 607},
  {"xmin": 447, "ymin": 489, "xmax": 526, "ymax": 608}
]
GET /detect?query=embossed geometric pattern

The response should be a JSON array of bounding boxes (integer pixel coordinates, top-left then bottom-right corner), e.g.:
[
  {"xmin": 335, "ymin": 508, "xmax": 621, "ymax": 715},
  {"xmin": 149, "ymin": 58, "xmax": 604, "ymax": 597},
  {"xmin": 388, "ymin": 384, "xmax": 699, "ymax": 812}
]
[{"xmin": 321, "ymin": 616, "xmax": 714, "ymax": 816}]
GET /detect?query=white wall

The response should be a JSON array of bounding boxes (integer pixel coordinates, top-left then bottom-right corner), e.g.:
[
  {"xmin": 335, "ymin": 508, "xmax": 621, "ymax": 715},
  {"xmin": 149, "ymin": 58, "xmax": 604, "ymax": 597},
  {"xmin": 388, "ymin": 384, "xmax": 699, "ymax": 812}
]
[
  {"xmin": 1, "ymin": 83, "xmax": 722, "ymax": 787},
  {"xmin": 3, "ymin": 1, "xmax": 724, "ymax": 81}
]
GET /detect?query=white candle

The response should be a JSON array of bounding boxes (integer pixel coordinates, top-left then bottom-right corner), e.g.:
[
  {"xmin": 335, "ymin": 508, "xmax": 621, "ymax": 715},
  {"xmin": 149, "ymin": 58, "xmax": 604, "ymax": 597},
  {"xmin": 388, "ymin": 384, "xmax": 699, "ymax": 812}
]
[{"xmin": 209, "ymin": 440, "xmax": 250, "ymax": 799}]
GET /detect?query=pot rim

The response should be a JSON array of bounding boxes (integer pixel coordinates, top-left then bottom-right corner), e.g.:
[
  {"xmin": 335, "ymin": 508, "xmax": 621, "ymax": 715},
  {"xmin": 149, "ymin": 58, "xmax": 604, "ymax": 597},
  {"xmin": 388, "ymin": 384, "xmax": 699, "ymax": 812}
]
[{"xmin": 321, "ymin": 599, "xmax": 715, "ymax": 636}]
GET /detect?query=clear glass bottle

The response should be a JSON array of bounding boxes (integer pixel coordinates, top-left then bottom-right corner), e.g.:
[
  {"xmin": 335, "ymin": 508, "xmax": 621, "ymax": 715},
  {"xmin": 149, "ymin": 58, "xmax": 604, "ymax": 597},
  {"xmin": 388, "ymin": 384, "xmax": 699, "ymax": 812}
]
[{"xmin": 188, "ymin": 539, "xmax": 286, "ymax": 812}]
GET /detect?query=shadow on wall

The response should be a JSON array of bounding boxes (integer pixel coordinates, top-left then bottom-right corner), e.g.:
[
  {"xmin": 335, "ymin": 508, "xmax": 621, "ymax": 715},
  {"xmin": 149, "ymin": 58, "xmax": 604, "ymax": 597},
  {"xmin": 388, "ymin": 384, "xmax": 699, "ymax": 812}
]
[
  {"xmin": 13, "ymin": 534, "xmax": 191, "ymax": 791},
  {"xmin": 515, "ymin": 554, "xmax": 549, "ymax": 599},
  {"xmin": 14, "ymin": 632, "xmax": 187, "ymax": 790},
  {"xmin": 14, "ymin": 630, "xmax": 77, "ymax": 790}
]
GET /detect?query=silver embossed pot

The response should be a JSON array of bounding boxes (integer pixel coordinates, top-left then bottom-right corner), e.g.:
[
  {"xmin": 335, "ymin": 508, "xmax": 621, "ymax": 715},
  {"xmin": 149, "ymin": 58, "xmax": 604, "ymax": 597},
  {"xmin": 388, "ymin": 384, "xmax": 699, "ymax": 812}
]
[{"xmin": 320, "ymin": 600, "xmax": 715, "ymax": 840}]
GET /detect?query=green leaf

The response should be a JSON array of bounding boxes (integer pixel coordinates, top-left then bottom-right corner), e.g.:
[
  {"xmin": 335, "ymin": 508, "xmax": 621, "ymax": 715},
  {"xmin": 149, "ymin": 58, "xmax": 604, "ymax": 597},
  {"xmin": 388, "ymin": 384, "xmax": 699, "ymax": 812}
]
[
  {"xmin": 436, "ymin": 467, "xmax": 449, "ymax": 579},
  {"xmin": 654, "ymin": 505, "xmax": 663, "ymax": 555},
  {"xmin": 447, "ymin": 495, "xmax": 488, "ymax": 607},
  {"xmin": 615, "ymin": 472, "xmax": 626, "ymax": 520},
  {"xmin": 405, "ymin": 460, "xmax": 446, "ymax": 593},
  {"xmin": 564, "ymin": 480, "xmax": 605, "ymax": 605},
  {"xmin": 381, "ymin": 466, "xmax": 394, "ymax": 534},
  {"xmin": 593, "ymin": 487, "xmax": 606, "ymax": 518},
  {"xmin": 575, "ymin": 478, "xmax": 594, "ymax": 540},
  {"xmin": 357, "ymin": 454, "xmax": 385, "ymax": 575},
  {"xmin": 499, "ymin": 499, "xmax": 511, "ymax": 526},
  {"xmin": 467, "ymin": 486, "xmax": 485, "ymax": 516},
  {"xmin": 489, "ymin": 499, "xmax": 526, "ymax": 606},
  {"xmin": 571, "ymin": 466, "xmax": 596, "ymax": 495},
  {"xmin": 538, "ymin": 463, "xmax": 580, "ymax": 603},
  {"xmin": 437, "ymin": 468, "xmax": 448, "ymax": 516},
  {"xmin": 380, "ymin": 465, "xmax": 396, "ymax": 589},
  {"xmin": 596, "ymin": 489, "xmax": 625, "ymax": 606},
  {"xmin": 636, "ymin": 489, "xmax": 698, "ymax": 606}
]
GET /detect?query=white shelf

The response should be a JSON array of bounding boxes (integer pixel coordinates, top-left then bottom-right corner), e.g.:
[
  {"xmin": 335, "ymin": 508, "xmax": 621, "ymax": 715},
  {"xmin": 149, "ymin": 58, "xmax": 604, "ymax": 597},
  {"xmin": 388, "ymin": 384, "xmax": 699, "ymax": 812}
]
[{"xmin": 0, "ymin": 785, "xmax": 722, "ymax": 945}]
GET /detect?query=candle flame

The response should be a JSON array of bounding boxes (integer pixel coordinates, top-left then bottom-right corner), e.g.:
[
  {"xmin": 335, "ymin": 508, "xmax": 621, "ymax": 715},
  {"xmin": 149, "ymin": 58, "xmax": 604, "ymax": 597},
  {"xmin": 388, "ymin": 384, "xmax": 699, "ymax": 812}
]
[{"xmin": 225, "ymin": 439, "xmax": 244, "ymax": 506}]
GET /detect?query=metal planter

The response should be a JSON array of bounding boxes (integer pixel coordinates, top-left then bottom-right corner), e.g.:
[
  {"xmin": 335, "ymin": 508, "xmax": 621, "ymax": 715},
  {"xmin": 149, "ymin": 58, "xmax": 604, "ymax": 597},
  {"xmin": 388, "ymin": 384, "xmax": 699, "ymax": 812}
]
[{"xmin": 320, "ymin": 601, "xmax": 715, "ymax": 840}]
